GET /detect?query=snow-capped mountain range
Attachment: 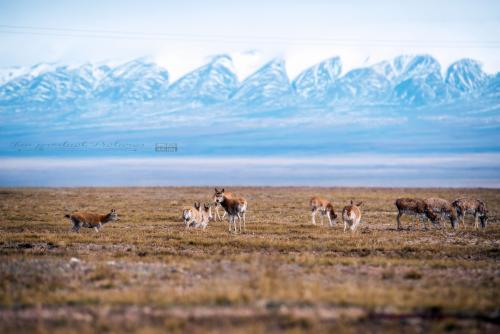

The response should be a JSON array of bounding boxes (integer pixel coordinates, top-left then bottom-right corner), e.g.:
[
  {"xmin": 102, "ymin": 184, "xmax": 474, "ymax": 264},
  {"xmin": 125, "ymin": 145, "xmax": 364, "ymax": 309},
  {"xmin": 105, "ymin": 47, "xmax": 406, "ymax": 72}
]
[{"xmin": 0, "ymin": 54, "xmax": 498, "ymax": 111}]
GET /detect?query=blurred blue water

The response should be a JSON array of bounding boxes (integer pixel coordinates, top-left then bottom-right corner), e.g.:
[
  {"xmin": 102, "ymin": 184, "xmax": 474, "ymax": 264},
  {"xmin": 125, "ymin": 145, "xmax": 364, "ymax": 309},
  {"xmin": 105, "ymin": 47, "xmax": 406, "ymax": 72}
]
[{"xmin": 1, "ymin": 155, "xmax": 499, "ymax": 187}]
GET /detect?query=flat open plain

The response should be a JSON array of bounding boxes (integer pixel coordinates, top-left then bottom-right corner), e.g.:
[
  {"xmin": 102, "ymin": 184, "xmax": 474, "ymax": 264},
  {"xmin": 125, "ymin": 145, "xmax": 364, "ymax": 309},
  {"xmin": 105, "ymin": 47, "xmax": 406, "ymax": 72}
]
[{"xmin": 0, "ymin": 187, "xmax": 499, "ymax": 333}]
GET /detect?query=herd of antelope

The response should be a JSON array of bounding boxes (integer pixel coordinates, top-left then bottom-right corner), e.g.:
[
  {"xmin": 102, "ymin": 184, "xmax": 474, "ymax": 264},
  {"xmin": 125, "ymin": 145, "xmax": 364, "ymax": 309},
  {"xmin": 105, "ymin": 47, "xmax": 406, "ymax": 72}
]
[
  {"xmin": 182, "ymin": 188, "xmax": 248, "ymax": 233},
  {"xmin": 64, "ymin": 188, "xmax": 489, "ymax": 234}
]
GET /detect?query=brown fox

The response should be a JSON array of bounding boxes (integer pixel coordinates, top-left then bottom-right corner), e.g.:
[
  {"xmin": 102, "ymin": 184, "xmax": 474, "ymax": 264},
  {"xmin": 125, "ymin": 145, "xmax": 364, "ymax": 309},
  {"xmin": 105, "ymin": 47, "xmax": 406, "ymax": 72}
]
[{"xmin": 65, "ymin": 209, "xmax": 120, "ymax": 232}]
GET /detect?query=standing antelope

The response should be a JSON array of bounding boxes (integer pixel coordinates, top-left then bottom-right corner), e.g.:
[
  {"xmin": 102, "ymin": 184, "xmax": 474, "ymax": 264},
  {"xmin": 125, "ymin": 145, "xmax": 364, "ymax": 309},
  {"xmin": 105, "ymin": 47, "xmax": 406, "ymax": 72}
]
[
  {"xmin": 342, "ymin": 200, "xmax": 363, "ymax": 232},
  {"xmin": 213, "ymin": 188, "xmax": 247, "ymax": 233},
  {"xmin": 395, "ymin": 198, "xmax": 439, "ymax": 230},
  {"xmin": 65, "ymin": 209, "xmax": 120, "ymax": 233},
  {"xmin": 452, "ymin": 198, "xmax": 488, "ymax": 229},
  {"xmin": 211, "ymin": 191, "xmax": 234, "ymax": 221},
  {"xmin": 424, "ymin": 198, "xmax": 458, "ymax": 229},
  {"xmin": 309, "ymin": 196, "xmax": 337, "ymax": 226},
  {"xmin": 198, "ymin": 203, "xmax": 212, "ymax": 229}
]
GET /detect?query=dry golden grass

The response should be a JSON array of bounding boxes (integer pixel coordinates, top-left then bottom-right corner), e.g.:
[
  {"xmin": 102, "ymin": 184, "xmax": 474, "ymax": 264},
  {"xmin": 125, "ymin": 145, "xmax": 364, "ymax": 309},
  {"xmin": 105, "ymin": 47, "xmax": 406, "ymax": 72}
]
[{"xmin": 0, "ymin": 187, "xmax": 499, "ymax": 333}]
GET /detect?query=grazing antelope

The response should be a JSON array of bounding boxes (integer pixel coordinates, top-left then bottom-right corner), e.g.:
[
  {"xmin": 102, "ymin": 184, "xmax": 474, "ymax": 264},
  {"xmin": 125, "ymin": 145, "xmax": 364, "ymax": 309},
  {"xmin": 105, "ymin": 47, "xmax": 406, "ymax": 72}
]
[
  {"xmin": 425, "ymin": 197, "xmax": 458, "ymax": 229},
  {"xmin": 211, "ymin": 191, "xmax": 234, "ymax": 221},
  {"xmin": 309, "ymin": 196, "xmax": 337, "ymax": 226},
  {"xmin": 182, "ymin": 202, "xmax": 202, "ymax": 228},
  {"xmin": 342, "ymin": 200, "xmax": 363, "ymax": 232},
  {"xmin": 65, "ymin": 209, "xmax": 120, "ymax": 233},
  {"xmin": 452, "ymin": 198, "xmax": 488, "ymax": 229},
  {"xmin": 395, "ymin": 198, "xmax": 439, "ymax": 230},
  {"xmin": 213, "ymin": 188, "xmax": 247, "ymax": 233}
]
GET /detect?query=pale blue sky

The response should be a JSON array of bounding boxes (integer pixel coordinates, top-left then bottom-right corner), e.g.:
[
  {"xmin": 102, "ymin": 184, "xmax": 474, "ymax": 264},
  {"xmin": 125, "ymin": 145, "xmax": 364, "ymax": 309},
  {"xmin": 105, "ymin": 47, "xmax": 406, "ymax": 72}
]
[{"xmin": 1, "ymin": 0, "xmax": 499, "ymax": 79}]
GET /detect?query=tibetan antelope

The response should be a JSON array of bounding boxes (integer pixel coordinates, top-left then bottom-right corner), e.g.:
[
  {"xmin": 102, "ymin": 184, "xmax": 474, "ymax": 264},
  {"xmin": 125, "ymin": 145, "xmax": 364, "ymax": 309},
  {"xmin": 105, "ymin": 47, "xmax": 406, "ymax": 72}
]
[
  {"xmin": 211, "ymin": 191, "xmax": 234, "ymax": 221},
  {"xmin": 182, "ymin": 202, "xmax": 202, "ymax": 228},
  {"xmin": 182, "ymin": 202, "xmax": 212, "ymax": 229},
  {"xmin": 425, "ymin": 198, "xmax": 458, "ymax": 229},
  {"xmin": 342, "ymin": 200, "xmax": 363, "ymax": 232},
  {"xmin": 309, "ymin": 196, "xmax": 337, "ymax": 226},
  {"xmin": 213, "ymin": 188, "xmax": 247, "ymax": 233},
  {"xmin": 198, "ymin": 203, "xmax": 212, "ymax": 229},
  {"xmin": 452, "ymin": 198, "xmax": 488, "ymax": 229},
  {"xmin": 395, "ymin": 198, "xmax": 439, "ymax": 230},
  {"xmin": 65, "ymin": 209, "xmax": 120, "ymax": 233}
]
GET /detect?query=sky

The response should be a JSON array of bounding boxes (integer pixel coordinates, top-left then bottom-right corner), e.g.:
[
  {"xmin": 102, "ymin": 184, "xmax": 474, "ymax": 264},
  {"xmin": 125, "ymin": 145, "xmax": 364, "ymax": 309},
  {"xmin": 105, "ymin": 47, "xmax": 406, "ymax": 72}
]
[{"xmin": 0, "ymin": 0, "xmax": 499, "ymax": 80}]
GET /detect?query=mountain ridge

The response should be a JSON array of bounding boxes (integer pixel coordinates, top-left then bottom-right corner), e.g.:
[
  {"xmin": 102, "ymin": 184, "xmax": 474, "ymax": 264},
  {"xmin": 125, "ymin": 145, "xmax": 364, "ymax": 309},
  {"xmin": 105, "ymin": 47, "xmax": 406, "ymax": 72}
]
[{"xmin": 0, "ymin": 54, "xmax": 498, "ymax": 109}]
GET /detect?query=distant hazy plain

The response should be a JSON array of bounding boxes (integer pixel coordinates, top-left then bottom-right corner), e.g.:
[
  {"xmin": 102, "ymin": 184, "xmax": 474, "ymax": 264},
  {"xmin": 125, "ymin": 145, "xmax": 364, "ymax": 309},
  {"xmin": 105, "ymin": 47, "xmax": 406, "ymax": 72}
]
[{"xmin": 1, "ymin": 154, "xmax": 499, "ymax": 187}]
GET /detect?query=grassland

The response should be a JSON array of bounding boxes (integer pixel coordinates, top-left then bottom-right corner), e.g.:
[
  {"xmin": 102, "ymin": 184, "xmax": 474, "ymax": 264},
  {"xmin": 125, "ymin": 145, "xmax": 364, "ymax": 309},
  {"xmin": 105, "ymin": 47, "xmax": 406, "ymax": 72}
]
[{"xmin": 0, "ymin": 187, "xmax": 499, "ymax": 333}]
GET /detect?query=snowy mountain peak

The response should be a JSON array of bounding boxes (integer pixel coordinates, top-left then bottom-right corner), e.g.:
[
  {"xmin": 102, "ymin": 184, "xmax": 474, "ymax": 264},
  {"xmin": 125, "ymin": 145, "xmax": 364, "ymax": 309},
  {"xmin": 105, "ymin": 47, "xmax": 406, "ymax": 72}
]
[
  {"xmin": 262, "ymin": 58, "xmax": 287, "ymax": 73},
  {"xmin": 293, "ymin": 57, "xmax": 342, "ymax": 101},
  {"xmin": 166, "ymin": 54, "xmax": 238, "ymax": 104},
  {"xmin": 238, "ymin": 58, "xmax": 288, "ymax": 84},
  {"xmin": 372, "ymin": 54, "xmax": 442, "ymax": 84},
  {"xmin": 95, "ymin": 58, "xmax": 169, "ymax": 102},
  {"xmin": 105, "ymin": 58, "xmax": 164, "ymax": 79},
  {"xmin": 208, "ymin": 54, "xmax": 234, "ymax": 70},
  {"xmin": 231, "ymin": 58, "xmax": 293, "ymax": 108},
  {"xmin": 0, "ymin": 66, "xmax": 29, "ymax": 85},
  {"xmin": 445, "ymin": 58, "xmax": 487, "ymax": 95},
  {"xmin": 385, "ymin": 55, "xmax": 447, "ymax": 106},
  {"xmin": 28, "ymin": 63, "xmax": 58, "ymax": 77},
  {"xmin": 328, "ymin": 67, "xmax": 392, "ymax": 104}
]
